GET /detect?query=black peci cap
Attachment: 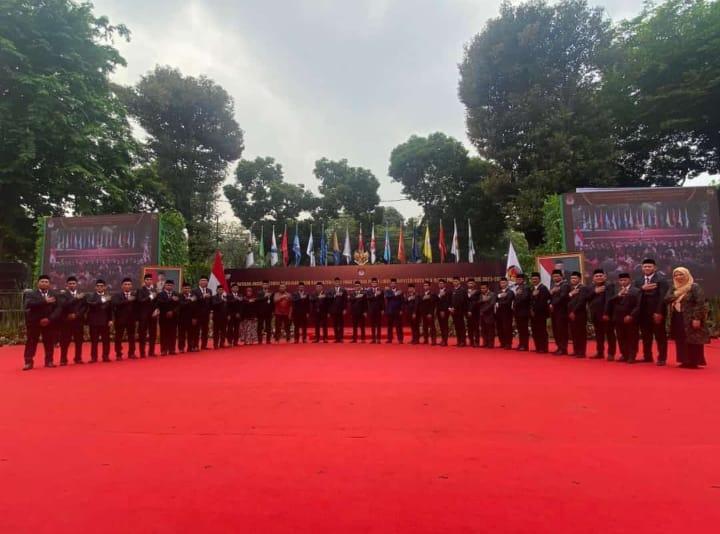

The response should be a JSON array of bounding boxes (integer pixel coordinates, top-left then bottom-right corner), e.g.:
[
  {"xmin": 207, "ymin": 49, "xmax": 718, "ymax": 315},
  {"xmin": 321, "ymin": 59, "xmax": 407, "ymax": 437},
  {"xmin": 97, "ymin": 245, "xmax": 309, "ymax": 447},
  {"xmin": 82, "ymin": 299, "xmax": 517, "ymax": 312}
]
[{"xmin": 593, "ymin": 269, "xmax": 605, "ymax": 275}]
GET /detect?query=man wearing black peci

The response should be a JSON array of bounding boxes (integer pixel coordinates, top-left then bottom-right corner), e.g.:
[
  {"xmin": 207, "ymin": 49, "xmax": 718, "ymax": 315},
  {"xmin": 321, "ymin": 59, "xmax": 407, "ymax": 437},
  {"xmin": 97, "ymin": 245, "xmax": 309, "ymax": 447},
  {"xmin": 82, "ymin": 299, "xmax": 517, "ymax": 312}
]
[
  {"xmin": 588, "ymin": 269, "xmax": 616, "ymax": 360},
  {"xmin": 350, "ymin": 280, "xmax": 367, "ymax": 343},
  {"xmin": 466, "ymin": 279, "xmax": 480, "ymax": 347},
  {"xmin": 449, "ymin": 276, "xmax": 467, "ymax": 347},
  {"xmin": 157, "ymin": 279, "xmax": 180, "ymax": 355},
  {"xmin": 292, "ymin": 282, "xmax": 311, "ymax": 343},
  {"xmin": 512, "ymin": 274, "xmax": 531, "ymax": 351},
  {"xmin": 257, "ymin": 281, "xmax": 274, "ymax": 345},
  {"xmin": 329, "ymin": 277, "xmax": 348, "ymax": 343},
  {"xmin": 226, "ymin": 283, "xmax": 242, "ymax": 347},
  {"xmin": 634, "ymin": 258, "xmax": 669, "ymax": 365},
  {"xmin": 567, "ymin": 271, "xmax": 590, "ymax": 358},
  {"xmin": 366, "ymin": 278, "xmax": 384, "ymax": 344},
  {"xmin": 404, "ymin": 283, "xmax": 420, "ymax": 344},
  {"xmin": 384, "ymin": 279, "xmax": 404, "ymax": 344},
  {"xmin": 549, "ymin": 269, "xmax": 570, "ymax": 355},
  {"xmin": 23, "ymin": 274, "xmax": 62, "ymax": 370},
  {"xmin": 193, "ymin": 276, "xmax": 214, "ymax": 351},
  {"xmin": 59, "ymin": 276, "xmax": 87, "ymax": 365},
  {"xmin": 495, "ymin": 277, "xmax": 514, "ymax": 349},
  {"xmin": 311, "ymin": 282, "xmax": 330, "ymax": 343},
  {"xmin": 211, "ymin": 285, "xmax": 229, "ymax": 349},
  {"xmin": 477, "ymin": 281, "xmax": 496, "ymax": 348},
  {"xmin": 112, "ymin": 277, "xmax": 137, "ymax": 360},
  {"xmin": 609, "ymin": 272, "xmax": 641, "ymax": 363},
  {"xmin": 178, "ymin": 282, "xmax": 198, "ymax": 353},
  {"xmin": 436, "ymin": 279, "xmax": 451, "ymax": 346},
  {"xmin": 418, "ymin": 280, "xmax": 437, "ymax": 345},
  {"xmin": 86, "ymin": 279, "xmax": 113, "ymax": 363},
  {"xmin": 137, "ymin": 273, "xmax": 159, "ymax": 357},
  {"xmin": 530, "ymin": 272, "xmax": 550, "ymax": 353}
]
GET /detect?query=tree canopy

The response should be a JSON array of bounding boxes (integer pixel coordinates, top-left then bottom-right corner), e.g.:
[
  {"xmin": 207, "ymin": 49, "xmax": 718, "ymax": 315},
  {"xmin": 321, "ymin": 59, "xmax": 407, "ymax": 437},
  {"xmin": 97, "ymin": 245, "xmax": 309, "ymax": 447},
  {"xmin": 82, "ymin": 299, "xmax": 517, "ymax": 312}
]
[{"xmin": 314, "ymin": 158, "xmax": 381, "ymax": 227}]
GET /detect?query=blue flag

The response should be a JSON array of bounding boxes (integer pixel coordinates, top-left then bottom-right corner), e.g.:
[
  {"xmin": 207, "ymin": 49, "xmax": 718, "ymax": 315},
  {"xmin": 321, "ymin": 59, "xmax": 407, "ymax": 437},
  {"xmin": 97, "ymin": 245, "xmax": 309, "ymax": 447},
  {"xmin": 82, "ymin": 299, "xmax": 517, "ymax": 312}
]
[
  {"xmin": 319, "ymin": 224, "xmax": 328, "ymax": 266},
  {"xmin": 383, "ymin": 227, "xmax": 391, "ymax": 263},
  {"xmin": 292, "ymin": 224, "xmax": 301, "ymax": 266},
  {"xmin": 410, "ymin": 222, "xmax": 420, "ymax": 263}
]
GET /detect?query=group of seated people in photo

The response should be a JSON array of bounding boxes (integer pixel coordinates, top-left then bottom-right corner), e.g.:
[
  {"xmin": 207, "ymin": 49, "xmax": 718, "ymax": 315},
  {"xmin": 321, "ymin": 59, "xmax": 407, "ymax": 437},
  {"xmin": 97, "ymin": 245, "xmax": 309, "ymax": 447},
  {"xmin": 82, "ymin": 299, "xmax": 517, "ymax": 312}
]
[{"xmin": 22, "ymin": 258, "xmax": 710, "ymax": 371}]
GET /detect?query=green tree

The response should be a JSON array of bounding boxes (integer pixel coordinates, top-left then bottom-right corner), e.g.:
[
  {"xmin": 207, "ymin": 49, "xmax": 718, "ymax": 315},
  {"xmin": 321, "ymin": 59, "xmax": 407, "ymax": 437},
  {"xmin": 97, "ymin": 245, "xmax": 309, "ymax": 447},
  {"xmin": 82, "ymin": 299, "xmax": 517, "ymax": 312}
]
[
  {"xmin": 0, "ymin": 0, "xmax": 136, "ymax": 263},
  {"xmin": 123, "ymin": 65, "xmax": 244, "ymax": 262},
  {"xmin": 314, "ymin": 158, "xmax": 381, "ymax": 228},
  {"xmin": 372, "ymin": 206, "xmax": 405, "ymax": 227},
  {"xmin": 458, "ymin": 0, "xmax": 617, "ymax": 246}
]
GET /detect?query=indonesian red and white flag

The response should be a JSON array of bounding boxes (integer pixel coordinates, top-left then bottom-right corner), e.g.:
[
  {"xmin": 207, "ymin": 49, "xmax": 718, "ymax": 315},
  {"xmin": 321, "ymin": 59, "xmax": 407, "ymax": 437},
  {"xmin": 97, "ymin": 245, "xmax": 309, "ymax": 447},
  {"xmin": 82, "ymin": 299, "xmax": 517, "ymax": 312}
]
[
  {"xmin": 370, "ymin": 224, "xmax": 377, "ymax": 264},
  {"xmin": 208, "ymin": 250, "xmax": 229, "ymax": 293}
]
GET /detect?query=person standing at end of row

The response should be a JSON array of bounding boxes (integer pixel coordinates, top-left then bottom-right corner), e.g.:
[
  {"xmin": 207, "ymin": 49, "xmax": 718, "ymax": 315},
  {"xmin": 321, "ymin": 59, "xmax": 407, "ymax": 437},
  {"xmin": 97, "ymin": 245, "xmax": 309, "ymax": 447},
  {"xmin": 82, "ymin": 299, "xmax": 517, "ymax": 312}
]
[
  {"xmin": 665, "ymin": 267, "xmax": 709, "ymax": 369},
  {"xmin": 23, "ymin": 274, "xmax": 61, "ymax": 370}
]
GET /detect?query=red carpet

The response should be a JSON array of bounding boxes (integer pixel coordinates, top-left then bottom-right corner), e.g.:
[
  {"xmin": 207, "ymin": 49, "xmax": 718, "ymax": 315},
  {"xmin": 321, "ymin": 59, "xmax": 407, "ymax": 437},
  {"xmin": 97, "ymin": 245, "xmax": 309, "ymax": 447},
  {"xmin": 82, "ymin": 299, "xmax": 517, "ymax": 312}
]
[{"xmin": 1, "ymin": 340, "xmax": 719, "ymax": 533}]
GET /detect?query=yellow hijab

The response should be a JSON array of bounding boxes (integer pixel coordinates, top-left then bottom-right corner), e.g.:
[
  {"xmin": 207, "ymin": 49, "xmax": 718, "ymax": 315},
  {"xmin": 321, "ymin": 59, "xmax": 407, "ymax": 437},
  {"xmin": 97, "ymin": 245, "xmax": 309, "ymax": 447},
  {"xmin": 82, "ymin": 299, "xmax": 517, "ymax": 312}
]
[{"xmin": 672, "ymin": 267, "xmax": 694, "ymax": 300}]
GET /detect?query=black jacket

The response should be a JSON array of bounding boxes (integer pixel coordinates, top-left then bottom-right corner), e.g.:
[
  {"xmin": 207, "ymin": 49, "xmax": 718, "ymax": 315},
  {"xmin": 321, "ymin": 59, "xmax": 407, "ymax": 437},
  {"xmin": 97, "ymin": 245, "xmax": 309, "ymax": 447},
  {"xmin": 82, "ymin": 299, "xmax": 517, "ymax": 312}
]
[
  {"xmin": 366, "ymin": 287, "xmax": 385, "ymax": 314},
  {"xmin": 495, "ymin": 287, "xmax": 514, "ymax": 317},
  {"xmin": 549, "ymin": 281, "xmax": 570, "ymax": 316},
  {"xmin": 478, "ymin": 291, "xmax": 496, "ymax": 322},
  {"xmin": 329, "ymin": 287, "xmax": 348, "ymax": 315},
  {"xmin": 634, "ymin": 273, "xmax": 670, "ymax": 316},
  {"xmin": 136, "ymin": 285, "xmax": 158, "ymax": 319},
  {"xmin": 513, "ymin": 284, "xmax": 532, "ymax": 318},
  {"xmin": 227, "ymin": 292, "xmax": 244, "ymax": 320},
  {"xmin": 608, "ymin": 285, "xmax": 642, "ymax": 324},
  {"xmin": 404, "ymin": 293, "xmax": 419, "ymax": 317},
  {"xmin": 418, "ymin": 291, "xmax": 437, "ymax": 317},
  {"xmin": 256, "ymin": 290, "xmax": 275, "ymax": 317},
  {"xmin": 211, "ymin": 293, "xmax": 229, "ymax": 321},
  {"xmin": 436, "ymin": 287, "xmax": 452, "ymax": 312},
  {"xmin": 450, "ymin": 287, "xmax": 468, "ymax": 314},
  {"xmin": 292, "ymin": 291, "xmax": 311, "ymax": 317},
  {"xmin": 567, "ymin": 284, "xmax": 590, "ymax": 318},
  {"xmin": 24, "ymin": 289, "xmax": 62, "ymax": 327},
  {"xmin": 157, "ymin": 290, "xmax": 180, "ymax": 322},
  {"xmin": 59, "ymin": 289, "xmax": 87, "ymax": 325},
  {"xmin": 112, "ymin": 291, "xmax": 137, "ymax": 324},
  {"xmin": 85, "ymin": 292, "xmax": 113, "ymax": 327},
  {"xmin": 349, "ymin": 289, "xmax": 367, "ymax": 316},
  {"xmin": 530, "ymin": 284, "xmax": 551, "ymax": 319},
  {"xmin": 311, "ymin": 291, "xmax": 331, "ymax": 316},
  {"xmin": 192, "ymin": 287, "xmax": 214, "ymax": 319},
  {"xmin": 178, "ymin": 293, "xmax": 198, "ymax": 325},
  {"xmin": 588, "ymin": 283, "xmax": 615, "ymax": 322}
]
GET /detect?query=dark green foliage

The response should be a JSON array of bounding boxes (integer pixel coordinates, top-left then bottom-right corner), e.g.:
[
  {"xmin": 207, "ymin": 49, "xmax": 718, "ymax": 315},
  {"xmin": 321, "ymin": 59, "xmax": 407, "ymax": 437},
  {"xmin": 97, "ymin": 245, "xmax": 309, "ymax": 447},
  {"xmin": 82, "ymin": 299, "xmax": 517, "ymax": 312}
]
[
  {"xmin": 314, "ymin": 158, "xmax": 381, "ymax": 228},
  {"xmin": 159, "ymin": 210, "xmax": 189, "ymax": 267}
]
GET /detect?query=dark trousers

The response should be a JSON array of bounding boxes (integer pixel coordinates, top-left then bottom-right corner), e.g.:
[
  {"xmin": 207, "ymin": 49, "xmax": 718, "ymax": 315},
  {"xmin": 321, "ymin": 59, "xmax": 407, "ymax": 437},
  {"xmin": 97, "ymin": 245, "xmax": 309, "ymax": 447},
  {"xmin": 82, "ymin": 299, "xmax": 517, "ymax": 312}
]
[
  {"xmin": 178, "ymin": 322, "xmax": 197, "ymax": 352},
  {"xmin": 409, "ymin": 316, "xmax": 420, "ymax": 343},
  {"xmin": 467, "ymin": 313, "xmax": 480, "ymax": 346},
  {"xmin": 213, "ymin": 318, "xmax": 227, "ymax": 348},
  {"xmin": 114, "ymin": 320, "xmax": 136, "ymax": 358},
  {"xmin": 452, "ymin": 311, "xmax": 466, "ymax": 346},
  {"xmin": 332, "ymin": 313, "xmax": 345, "ymax": 341},
  {"xmin": 257, "ymin": 314, "xmax": 273, "ymax": 343},
  {"xmin": 227, "ymin": 316, "xmax": 241, "ymax": 346},
  {"xmin": 274, "ymin": 314, "xmax": 291, "ymax": 341},
  {"xmin": 437, "ymin": 310, "xmax": 449, "ymax": 343},
  {"xmin": 159, "ymin": 319, "xmax": 177, "ymax": 354},
  {"xmin": 294, "ymin": 316, "xmax": 308, "ymax": 342},
  {"xmin": 531, "ymin": 315, "xmax": 548, "ymax": 352},
  {"xmin": 368, "ymin": 311, "xmax": 382, "ymax": 342},
  {"xmin": 314, "ymin": 313, "xmax": 329, "ymax": 342},
  {"xmin": 89, "ymin": 325, "xmax": 111, "ymax": 361},
  {"xmin": 551, "ymin": 312, "xmax": 568, "ymax": 352},
  {"xmin": 515, "ymin": 315, "xmax": 530, "ymax": 349},
  {"xmin": 480, "ymin": 317, "xmax": 495, "ymax": 347},
  {"xmin": 386, "ymin": 312, "xmax": 403, "ymax": 343},
  {"xmin": 593, "ymin": 319, "xmax": 616, "ymax": 357},
  {"xmin": 138, "ymin": 315, "xmax": 157, "ymax": 356},
  {"xmin": 351, "ymin": 314, "xmax": 366, "ymax": 341},
  {"xmin": 639, "ymin": 316, "xmax": 668, "ymax": 363},
  {"xmin": 616, "ymin": 321, "xmax": 638, "ymax": 360},
  {"xmin": 24, "ymin": 324, "xmax": 55, "ymax": 365},
  {"xmin": 60, "ymin": 320, "xmax": 84, "ymax": 363},
  {"xmin": 197, "ymin": 315, "xmax": 210, "ymax": 349},
  {"xmin": 570, "ymin": 314, "xmax": 587, "ymax": 355},
  {"xmin": 496, "ymin": 312, "xmax": 513, "ymax": 348},
  {"xmin": 421, "ymin": 314, "xmax": 436, "ymax": 343}
]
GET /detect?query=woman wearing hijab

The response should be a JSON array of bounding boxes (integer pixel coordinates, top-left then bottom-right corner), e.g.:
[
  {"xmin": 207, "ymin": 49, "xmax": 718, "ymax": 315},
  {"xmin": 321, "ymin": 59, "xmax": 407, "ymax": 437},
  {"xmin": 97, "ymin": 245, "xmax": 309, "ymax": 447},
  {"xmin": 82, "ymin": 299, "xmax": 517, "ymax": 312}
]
[{"xmin": 664, "ymin": 267, "xmax": 709, "ymax": 369}]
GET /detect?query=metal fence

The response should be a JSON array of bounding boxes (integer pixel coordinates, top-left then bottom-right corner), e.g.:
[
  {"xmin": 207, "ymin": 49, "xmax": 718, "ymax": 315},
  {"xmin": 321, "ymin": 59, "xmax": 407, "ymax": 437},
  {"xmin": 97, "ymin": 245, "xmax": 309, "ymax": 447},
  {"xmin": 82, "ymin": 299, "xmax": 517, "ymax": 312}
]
[{"xmin": 0, "ymin": 291, "xmax": 25, "ymax": 340}]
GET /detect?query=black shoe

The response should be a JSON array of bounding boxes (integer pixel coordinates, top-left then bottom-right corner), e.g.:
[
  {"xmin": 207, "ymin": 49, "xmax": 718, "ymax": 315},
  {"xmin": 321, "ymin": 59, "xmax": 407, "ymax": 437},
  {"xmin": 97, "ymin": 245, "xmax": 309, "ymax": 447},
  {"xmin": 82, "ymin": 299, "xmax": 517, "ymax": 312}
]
[
  {"xmin": 313, "ymin": 339, "xmax": 320, "ymax": 343},
  {"xmin": 22, "ymin": 362, "xmax": 33, "ymax": 371},
  {"xmin": 518, "ymin": 347, "xmax": 528, "ymax": 352},
  {"xmin": 575, "ymin": 354, "xmax": 586, "ymax": 358},
  {"xmin": 74, "ymin": 359, "xmax": 84, "ymax": 364},
  {"xmin": 102, "ymin": 358, "xmax": 111, "ymax": 363},
  {"xmin": 537, "ymin": 350, "xmax": 547, "ymax": 354},
  {"xmin": 169, "ymin": 352, "xmax": 176, "ymax": 356},
  {"xmin": 607, "ymin": 355, "xmax": 615, "ymax": 362},
  {"xmin": 60, "ymin": 361, "xmax": 68, "ymax": 367},
  {"xmin": 591, "ymin": 354, "xmax": 604, "ymax": 359},
  {"xmin": 116, "ymin": 356, "xmax": 123, "ymax": 361},
  {"xmin": 129, "ymin": 354, "xmax": 138, "ymax": 359},
  {"xmin": 440, "ymin": 341, "xmax": 447, "ymax": 347},
  {"xmin": 45, "ymin": 362, "xmax": 56, "ymax": 368},
  {"xmin": 89, "ymin": 359, "xmax": 97, "ymax": 364},
  {"xmin": 656, "ymin": 360, "xmax": 666, "ymax": 366},
  {"xmin": 627, "ymin": 358, "xmax": 637, "ymax": 364}
]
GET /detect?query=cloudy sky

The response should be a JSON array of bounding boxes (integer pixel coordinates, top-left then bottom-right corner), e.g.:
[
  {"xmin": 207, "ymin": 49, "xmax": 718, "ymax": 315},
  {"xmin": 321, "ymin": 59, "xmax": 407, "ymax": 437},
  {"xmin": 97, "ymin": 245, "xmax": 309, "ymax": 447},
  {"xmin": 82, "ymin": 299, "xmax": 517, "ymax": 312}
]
[{"xmin": 94, "ymin": 0, "xmax": 650, "ymax": 221}]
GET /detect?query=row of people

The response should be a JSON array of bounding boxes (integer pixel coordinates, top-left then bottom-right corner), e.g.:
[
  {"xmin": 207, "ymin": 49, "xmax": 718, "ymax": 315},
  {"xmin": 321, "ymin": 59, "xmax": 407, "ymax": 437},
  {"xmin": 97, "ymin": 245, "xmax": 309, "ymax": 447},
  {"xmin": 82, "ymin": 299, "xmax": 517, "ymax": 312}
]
[{"xmin": 22, "ymin": 259, "xmax": 710, "ymax": 370}]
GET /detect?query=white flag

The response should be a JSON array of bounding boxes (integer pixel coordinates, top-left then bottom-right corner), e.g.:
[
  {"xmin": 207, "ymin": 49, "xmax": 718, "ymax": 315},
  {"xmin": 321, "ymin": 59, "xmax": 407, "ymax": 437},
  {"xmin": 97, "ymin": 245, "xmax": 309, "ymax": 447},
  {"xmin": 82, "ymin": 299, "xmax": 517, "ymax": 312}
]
[
  {"xmin": 450, "ymin": 219, "xmax": 460, "ymax": 263},
  {"xmin": 370, "ymin": 223, "xmax": 377, "ymax": 264},
  {"xmin": 270, "ymin": 224, "xmax": 279, "ymax": 266},
  {"xmin": 467, "ymin": 219, "xmax": 475, "ymax": 263},
  {"xmin": 506, "ymin": 241, "xmax": 522, "ymax": 289},
  {"xmin": 306, "ymin": 225, "xmax": 315, "ymax": 267},
  {"xmin": 245, "ymin": 232, "xmax": 255, "ymax": 268},
  {"xmin": 342, "ymin": 226, "xmax": 352, "ymax": 264}
]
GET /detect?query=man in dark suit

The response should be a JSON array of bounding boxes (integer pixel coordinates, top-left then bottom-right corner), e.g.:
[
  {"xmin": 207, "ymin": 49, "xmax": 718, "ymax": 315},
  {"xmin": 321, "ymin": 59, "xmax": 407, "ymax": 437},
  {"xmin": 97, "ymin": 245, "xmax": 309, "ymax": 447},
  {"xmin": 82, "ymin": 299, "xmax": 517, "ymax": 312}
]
[
  {"xmin": 549, "ymin": 269, "xmax": 570, "ymax": 355},
  {"xmin": 311, "ymin": 282, "xmax": 330, "ymax": 343},
  {"xmin": 466, "ymin": 279, "xmax": 480, "ymax": 347},
  {"xmin": 193, "ymin": 276, "xmax": 213, "ymax": 350},
  {"xmin": 588, "ymin": 269, "xmax": 616, "ymax": 360},
  {"xmin": 366, "ymin": 278, "xmax": 384, "ymax": 344},
  {"xmin": 23, "ymin": 274, "xmax": 62, "ymax": 370},
  {"xmin": 349, "ymin": 280, "xmax": 367, "ymax": 343},
  {"xmin": 495, "ymin": 277, "xmax": 514, "ymax": 349},
  {"xmin": 86, "ymin": 279, "xmax": 113, "ymax": 363},
  {"xmin": 226, "ymin": 283, "xmax": 242, "ymax": 346},
  {"xmin": 292, "ymin": 282, "xmax": 311, "ymax": 343},
  {"xmin": 609, "ymin": 272, "xmax": 641, "ymax": 363},
  {"xmin": 477, "ymin": 281, "xmax": 496, "ymax": 348},
  {"xmin": 112, "ymin": 277, "xmax": 137, "ymax": 360},
  {"xmin": 530, "ymin": 272, "xmax": 550, "ymax": 353},
  {"xmin": 449, "ymin": 276, "xmax": 467, "ymax": 347},
  {"xmin": 178, "ymin": 282, "xmax": 198, "ymax": 353},
  {"xmin": 512, "ymin": 274, "xmax": 531, "ymax": 351},
  {"xmin": 157, "ymin": 279, "xmax": 180, "ymax": 355},
  {"xmin": 567, "ymin": 271, "xmax": 590, "ymax": 358},
  {"xmin": 58, "ymin": 276, "xmax": 87, "ymax": 365},
  {"xmin": 256, "ymin": 281, "xmax": 274, "ymax": 344},
  {"xmin": 404, "ymin": 283, "xmax": 420, "ymax": 344},
  {"xmin": 384, "ymin": 278, "xmax": 404, "ymax": 344},
  {"xmin": 329, "ymin": 277, "xmax": 348, "ymax": 343},
  {"xmin": 418, "ymin": 280, "xmax": 437, "ymax": 345},
  {"xmin": 211, "ymin": 285, "xmax": 229, "ymax": 349},
  {"xmin": 436, "ymin": 279, "xmax": 452, "ymax": 346},
  {"xmin": 634, "ymin": 258, "xmax": 669, "ymax": 365},
  {"xmin": 137, "ymin": 273, "xmax": 159, "ymax": 357}
]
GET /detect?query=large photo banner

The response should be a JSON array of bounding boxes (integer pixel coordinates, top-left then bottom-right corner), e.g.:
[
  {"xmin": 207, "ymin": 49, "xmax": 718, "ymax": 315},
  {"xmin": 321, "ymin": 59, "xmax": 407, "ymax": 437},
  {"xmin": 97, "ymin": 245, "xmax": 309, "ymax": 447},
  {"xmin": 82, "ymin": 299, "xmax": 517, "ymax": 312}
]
[
  {"xmin": 562, "ymin": 187, "xmax": 720, "ymax": 295},
  {"xmin": 227, "ymin": 261, "xmax": 505, "ymax": 292},
  {"xmin": 42, "ymin": 213, "xmax": 160, "ymax": 291}
]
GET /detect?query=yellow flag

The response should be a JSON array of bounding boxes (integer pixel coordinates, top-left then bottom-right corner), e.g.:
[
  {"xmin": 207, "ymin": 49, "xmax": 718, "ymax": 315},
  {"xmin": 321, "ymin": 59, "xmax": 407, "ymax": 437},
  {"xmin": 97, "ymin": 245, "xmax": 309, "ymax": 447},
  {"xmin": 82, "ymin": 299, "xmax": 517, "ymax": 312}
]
[{"xmin": 422, "ymin": 225, "xmax": 433, "ymax": 263}]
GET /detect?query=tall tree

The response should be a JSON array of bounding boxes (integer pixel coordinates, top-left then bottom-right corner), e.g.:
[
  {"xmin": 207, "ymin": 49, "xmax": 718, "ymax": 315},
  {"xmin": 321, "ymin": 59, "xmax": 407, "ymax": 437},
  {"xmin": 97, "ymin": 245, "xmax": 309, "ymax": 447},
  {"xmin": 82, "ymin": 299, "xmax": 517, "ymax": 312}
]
[
  {"xmin": 314, "ymin": 158, "xmax": 381, "ymax": 228},
  {"xmin": 123, "ymin": 66, "xmax": 244, "ymax": 261},
  {"xmin": 458, "ymin": 0, "xmax": 617, "ymax": 245},
  {"xmin": 0, "ymin": 0, "xmax": 136, "ymax": 262}
]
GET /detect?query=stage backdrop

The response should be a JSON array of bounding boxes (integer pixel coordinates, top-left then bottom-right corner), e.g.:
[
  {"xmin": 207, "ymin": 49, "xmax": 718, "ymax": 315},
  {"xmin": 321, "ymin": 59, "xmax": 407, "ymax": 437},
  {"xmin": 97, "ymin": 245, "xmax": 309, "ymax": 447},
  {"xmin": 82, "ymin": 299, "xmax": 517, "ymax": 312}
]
[
  {"xmin": 42, "ymin": 213, "xmax": 159, "ymax": 291},
  {"xmin": 562, "ymin": 186, "xmax": 720, "ymax": 295},
  {"xmin": 227, "ymin": 261, "xmax": 504, "ymax": 292}
]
